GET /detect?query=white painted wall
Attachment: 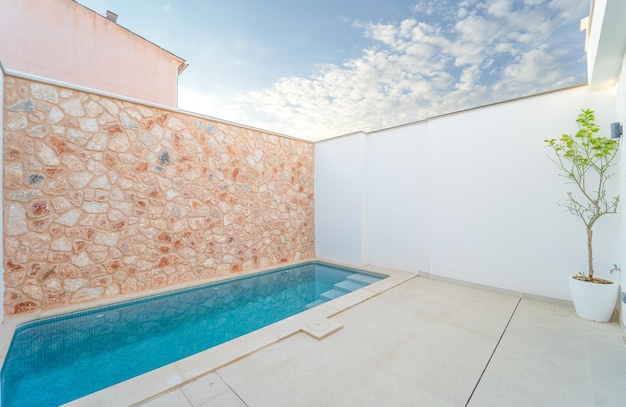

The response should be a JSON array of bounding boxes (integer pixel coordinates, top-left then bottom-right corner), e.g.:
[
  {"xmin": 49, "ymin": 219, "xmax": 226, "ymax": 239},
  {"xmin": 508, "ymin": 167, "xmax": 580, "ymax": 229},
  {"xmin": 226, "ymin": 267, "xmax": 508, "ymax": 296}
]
[
  {"xmin": 315, "ymin": 133, "xmax": 368, "ymax": 265},
  {"xmin": 586, "ymin": 0, "xmax": 626, "ymax": 325},
  {"xmin": 428, "ymin": 87, "xmax": 617, "ymax": 299},
  {"xmin": 367, "ymin": 124, "xmax": 430, "ymax": 273},
  {"xmin": 615, "ymin": 53, "xmax": 626, "ymax": 325},
  {"xmin": 315, "ymin": 86, "xmax": 619, "ymax": 301},
  {"xmin": 586, "ymin": 0, "xmax": 607, "ymax": 86}
]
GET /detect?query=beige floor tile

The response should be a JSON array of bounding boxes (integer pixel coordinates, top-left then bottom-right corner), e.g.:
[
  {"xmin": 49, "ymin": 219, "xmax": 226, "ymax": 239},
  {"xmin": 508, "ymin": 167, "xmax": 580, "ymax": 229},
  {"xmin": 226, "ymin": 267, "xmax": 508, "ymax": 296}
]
[
  {"xmin": 219, "ymin": 329, "xmax": 395, "ymax": 405},
  {"xmin": 468, "ymin": 297, "xmax": 626, "ymax": 407},
  {"xmin": 181, "ymin": 373, "xmax": 232, "ymax": 406},
  {"xmin": 586, "ymin": 337, "xmax": 626, "ymax": 405},
  {"xmin": 197, "ymin": 390, "xmax": 247, "ymax": 407},
  {"xmin": 114, "ymin": 275, "xmax": 626, "ymax": 407},
  {"xmin": 139, "ymin": 389, "xmax": 191, "ymax": 407},
  {"xmin": 340, "ymin": 376, "xmax": 455, "ymax": 407},
  {"xmin": 381, "ymin": 344, "xmax": 485, "ymax": 406},
  {"xmin": 223, "ymin": 367, "xmax": 322, "ymax": 407},
  {"xmin": 468, "ymin": 348, "xmax": 592, "ymax": 406}
]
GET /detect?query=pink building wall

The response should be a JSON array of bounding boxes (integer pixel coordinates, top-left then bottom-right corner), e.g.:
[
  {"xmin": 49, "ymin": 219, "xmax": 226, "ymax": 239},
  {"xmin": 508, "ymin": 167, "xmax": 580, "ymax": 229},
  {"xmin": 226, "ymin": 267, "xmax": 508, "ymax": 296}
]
[{"xmin": 0, "ymin": 0, "xmax": 185, "ymax": 107}]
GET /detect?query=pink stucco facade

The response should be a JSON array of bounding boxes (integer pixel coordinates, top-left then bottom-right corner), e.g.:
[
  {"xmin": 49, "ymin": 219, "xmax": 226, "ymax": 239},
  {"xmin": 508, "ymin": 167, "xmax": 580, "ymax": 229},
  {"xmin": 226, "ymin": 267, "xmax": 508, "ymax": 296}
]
[{"xmin": 0, "ymin": 0, "xmax": 185, "ymax": 107}]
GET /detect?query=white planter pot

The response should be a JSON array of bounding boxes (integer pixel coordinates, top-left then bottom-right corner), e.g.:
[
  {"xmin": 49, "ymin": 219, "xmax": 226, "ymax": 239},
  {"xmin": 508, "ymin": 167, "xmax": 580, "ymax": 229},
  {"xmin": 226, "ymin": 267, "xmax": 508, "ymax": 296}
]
[{"xmin": 568, "ymin": 275, "xmax": 619, "ymax": 322}]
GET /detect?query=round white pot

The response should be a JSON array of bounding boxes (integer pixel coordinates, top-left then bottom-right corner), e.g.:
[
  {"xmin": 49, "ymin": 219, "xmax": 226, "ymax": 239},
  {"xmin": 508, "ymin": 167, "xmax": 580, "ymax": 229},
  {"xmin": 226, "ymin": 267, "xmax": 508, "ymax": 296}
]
[{"xmin": 568, "ymin": 275, "xmax": 619, "ymax": 322}]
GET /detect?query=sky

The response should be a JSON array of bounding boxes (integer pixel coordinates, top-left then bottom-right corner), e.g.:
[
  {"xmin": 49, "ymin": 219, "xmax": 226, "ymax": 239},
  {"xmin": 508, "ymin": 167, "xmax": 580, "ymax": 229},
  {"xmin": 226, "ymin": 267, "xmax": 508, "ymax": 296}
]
[{"xmin": 75, "ymin": 0, "xmax": 590, "ymax": 141}]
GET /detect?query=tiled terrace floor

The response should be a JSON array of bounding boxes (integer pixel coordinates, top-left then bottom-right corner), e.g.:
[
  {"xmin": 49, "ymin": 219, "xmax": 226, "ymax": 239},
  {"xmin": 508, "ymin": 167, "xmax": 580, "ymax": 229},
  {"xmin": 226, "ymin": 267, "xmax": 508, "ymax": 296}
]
[{"xmin": 138, "ymin": 276, "xmax": 626, "ymax": 407}]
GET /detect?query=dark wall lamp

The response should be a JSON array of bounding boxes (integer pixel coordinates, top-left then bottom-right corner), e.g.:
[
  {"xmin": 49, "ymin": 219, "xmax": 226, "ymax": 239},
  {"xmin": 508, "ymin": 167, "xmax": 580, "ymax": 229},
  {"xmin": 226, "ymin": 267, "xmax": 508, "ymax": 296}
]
[{"xmin": 611, "ymin": 122, "xmax": 622, "ymax": 139}]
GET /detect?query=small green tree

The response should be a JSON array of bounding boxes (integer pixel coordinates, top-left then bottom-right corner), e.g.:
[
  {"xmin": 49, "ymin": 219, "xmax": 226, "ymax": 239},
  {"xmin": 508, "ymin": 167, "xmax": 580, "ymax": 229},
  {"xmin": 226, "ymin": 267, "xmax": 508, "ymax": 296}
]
[{"xmin": 544, "ymin": 109, "xmax": 620, "ymax": 282}]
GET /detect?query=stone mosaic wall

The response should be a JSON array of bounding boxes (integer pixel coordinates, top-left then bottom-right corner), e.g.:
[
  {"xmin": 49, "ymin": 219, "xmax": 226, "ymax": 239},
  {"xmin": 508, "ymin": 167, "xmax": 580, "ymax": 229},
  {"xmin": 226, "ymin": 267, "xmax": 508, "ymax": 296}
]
[{"xmin": 2, "ymin": 76, "xmax": 315, "ymax": 316}]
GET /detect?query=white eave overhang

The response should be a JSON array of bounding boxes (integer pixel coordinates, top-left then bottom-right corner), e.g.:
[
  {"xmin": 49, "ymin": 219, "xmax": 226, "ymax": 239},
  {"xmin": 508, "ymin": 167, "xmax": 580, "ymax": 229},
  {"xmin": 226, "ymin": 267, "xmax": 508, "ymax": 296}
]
[{"xmin": 587, "ymin": 0, "xmax": 626, "ymax": 89}]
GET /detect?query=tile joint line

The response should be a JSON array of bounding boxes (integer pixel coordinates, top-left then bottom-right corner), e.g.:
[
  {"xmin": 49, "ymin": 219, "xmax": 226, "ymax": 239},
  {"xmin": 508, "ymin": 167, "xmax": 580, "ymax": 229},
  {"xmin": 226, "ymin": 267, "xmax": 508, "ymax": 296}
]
[
  {"xmin": 216, "ymin": 371, "xmax": 249, "ymax": 407},
  {"xmin": 464, "ymin": 297, "xmax": 522, "ymax": 406}
]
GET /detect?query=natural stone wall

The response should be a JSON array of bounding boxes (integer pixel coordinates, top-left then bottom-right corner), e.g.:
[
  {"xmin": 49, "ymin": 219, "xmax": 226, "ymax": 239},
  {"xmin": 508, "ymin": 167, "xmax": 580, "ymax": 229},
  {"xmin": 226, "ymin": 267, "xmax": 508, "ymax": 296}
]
[{"xmin": 2, "ymin": 76, "xmax": 315, "ymax": 316}]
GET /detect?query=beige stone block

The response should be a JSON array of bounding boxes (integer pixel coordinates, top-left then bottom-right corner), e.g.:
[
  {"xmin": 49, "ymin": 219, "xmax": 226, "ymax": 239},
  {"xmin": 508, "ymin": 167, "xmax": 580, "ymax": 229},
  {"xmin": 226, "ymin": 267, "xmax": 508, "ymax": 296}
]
[
  {"xmin": 82, "ymin": 202, "xmax": 108, "ymax": 214},
  {"xmin": 71, "ymin": 287, "xmax": 104, "ymax": 303},
  {"xmin": 64, "ymin": 278, "xmax": 88, "ymax": 292},
  {"xmin": 84, "ymin": 162, "xmax": 106, "ymax": 178},
  {"xmin": 71, "ymin": 252, "xmax": 91, "ymax": 267},
  {"xmin": 55, "ymin": 210, "xmax": 81, "ymax": 227},
  {"xmin": 87, "ymin": 133, "xmax": 107, "ymax": 151},
  {"xmin": 35, "ymin": 141, "xmax": 60, "ymax": 166},
  {"xmin": 66, "ymin": 129, "xmax": 91, "ymax": 146},
  {"xmin": 6, "ymin": 203, "xmax": 28, "ymax": 236},
  {"xmin": 31, "ymin": 83, "xmax": 58, "ymax": 103},
  {"xmin": 90, "ymin": 175, "xmax": 111, "ymax": 190},
  {"xmin": 61, "ymin": 98, "xmax": 85, "ymax": 117},
  {"xmin": 69, "ymin": 172, "xmax": 93, "ymax": 188},
  {"xmin": 51, "ymin": 197, "xmax": 72, "ymax": 213},
  {"xmin": 46, "ymin": 106, "xmax": 64, "ymax": 124},
  {"xmin": 5, "ymin": 163, "xmax": 23, "ymax": 188},
  {"xmin": 99, "ymin": 98, "xmax": 119, "ymax": 115},
  {"xmin": 43, "ymin": 178, "xmax": 69, "ymax": 195},
  {"xmin": 51, "ymin": 237, "xmax": 72, "ymax": 252},
  {"xmin": 27, "ymin": 124, "xmax": 48, "ymax": 138},
  {"xmin": 166, "ymin": 116, "xmax": 185, "ymax": 131},
  {"xmin": 94, "ymin": 231, "xmax": 119, "ymax": 247}
]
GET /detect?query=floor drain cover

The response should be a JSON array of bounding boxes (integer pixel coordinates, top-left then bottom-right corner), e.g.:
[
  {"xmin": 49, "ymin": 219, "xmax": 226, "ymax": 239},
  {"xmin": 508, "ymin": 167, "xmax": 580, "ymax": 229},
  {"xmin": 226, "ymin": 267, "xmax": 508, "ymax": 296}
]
[{"xmin": 302, "ymin": 318, "xmax": 343, "ymax": 340}]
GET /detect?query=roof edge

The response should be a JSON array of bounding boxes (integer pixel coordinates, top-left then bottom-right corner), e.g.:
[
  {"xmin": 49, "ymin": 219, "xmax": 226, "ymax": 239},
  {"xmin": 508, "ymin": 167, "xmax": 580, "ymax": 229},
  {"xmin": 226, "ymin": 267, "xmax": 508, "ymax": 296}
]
[{"xmin": 72, "ymin": 0, "xmax": 187, "ymax": 69}]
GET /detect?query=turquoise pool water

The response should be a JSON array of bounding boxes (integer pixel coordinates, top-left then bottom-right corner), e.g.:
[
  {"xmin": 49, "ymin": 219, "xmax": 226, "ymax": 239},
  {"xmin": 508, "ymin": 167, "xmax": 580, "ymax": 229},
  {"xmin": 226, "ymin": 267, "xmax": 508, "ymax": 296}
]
[{"xmin": 1, "ymin": 262, "xmax": 384, "ymax": 407}]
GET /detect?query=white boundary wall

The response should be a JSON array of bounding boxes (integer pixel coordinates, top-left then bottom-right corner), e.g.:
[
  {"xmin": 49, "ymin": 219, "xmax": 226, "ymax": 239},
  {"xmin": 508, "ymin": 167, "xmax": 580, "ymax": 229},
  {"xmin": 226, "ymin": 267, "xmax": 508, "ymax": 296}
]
[
  {"xmin": 316, "ymin": 85, "xmax": 618, "ymax": 301},
  {"xmin": 368, "ymin": 124, "xmax": 430, "ymax": 273},
  {"xmin": 315, "ymin": 133, "xmax": 369, "ymax": 265},
  {"xmin": 615, "ymin": 53, "xmax": 626, "ymax": 325}
]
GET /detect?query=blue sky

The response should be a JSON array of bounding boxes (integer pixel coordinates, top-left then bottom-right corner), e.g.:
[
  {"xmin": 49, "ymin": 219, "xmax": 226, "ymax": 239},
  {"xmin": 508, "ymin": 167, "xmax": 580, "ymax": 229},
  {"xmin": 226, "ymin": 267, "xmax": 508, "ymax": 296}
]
[{"xmin": 76, "ymin": 0, "xmax": 589, "ymax": 141}]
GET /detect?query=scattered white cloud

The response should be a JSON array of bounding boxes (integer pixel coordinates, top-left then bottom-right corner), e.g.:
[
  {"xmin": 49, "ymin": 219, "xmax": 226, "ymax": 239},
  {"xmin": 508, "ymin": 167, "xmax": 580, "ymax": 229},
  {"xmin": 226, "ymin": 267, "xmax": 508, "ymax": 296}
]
[
  {"xmin": 161, "ymin": 2, "xmax": 171, "ymax": 13},
  {"xmin": 412, "ymin": 0, "xmax": 439, "ymax": 16},
  {"xmin": 179, "ymin": 0, "xmax": 588, "ymax": 141}
]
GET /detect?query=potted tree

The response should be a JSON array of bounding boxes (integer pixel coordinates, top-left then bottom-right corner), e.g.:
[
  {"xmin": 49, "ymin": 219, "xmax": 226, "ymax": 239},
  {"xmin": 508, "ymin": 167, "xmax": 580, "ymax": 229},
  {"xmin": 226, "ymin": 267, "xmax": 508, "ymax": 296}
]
[{"xmin": 544, "ymin": 108, "xmax": 620, "ymax": 322}]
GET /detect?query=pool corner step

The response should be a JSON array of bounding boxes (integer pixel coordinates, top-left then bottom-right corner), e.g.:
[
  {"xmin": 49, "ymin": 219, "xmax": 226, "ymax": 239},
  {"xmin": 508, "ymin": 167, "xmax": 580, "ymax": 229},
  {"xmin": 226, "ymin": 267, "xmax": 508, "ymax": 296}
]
[
  {"xmin": 320, "ymin": 289, "xmax": 345, "ymax": 301},
  {"xmin": 334, "ymin": 279, "xmax": 366, "ymax": 293},
  {"xmin": 346, "ymin": 273, "xmax": 381, "ymax": 285},
  {"xmin": 304, "ymin": 272, "xmax": 382, "ymax": 310}
]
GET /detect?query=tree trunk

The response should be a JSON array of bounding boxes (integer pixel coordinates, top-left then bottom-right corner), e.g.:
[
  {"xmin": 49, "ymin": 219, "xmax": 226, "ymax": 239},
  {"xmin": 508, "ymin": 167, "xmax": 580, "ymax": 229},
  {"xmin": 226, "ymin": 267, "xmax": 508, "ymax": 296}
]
[{"xmin": 587, "ymin": 227, "xmax": 594, "ymax": 280}]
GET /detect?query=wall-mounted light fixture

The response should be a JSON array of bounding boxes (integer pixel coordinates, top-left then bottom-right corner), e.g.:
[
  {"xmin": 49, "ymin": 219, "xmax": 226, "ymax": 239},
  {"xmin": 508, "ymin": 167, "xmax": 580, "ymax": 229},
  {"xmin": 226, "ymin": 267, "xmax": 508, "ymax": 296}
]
[{"xmin": 610, "ymin": 122, "xmax": 622, "ymax": 139}]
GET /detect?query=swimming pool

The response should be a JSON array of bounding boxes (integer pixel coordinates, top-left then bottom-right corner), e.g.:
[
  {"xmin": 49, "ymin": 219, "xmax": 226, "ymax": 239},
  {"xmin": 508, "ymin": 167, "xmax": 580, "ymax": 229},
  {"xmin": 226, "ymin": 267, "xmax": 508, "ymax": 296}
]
[{"xmin": 1, "ymin": 261, "xmax": 385, "ymax": 407}]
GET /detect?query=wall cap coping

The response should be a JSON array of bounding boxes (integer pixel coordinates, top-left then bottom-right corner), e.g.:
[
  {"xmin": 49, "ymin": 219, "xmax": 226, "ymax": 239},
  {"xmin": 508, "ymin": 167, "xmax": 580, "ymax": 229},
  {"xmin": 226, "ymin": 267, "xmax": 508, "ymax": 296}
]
[{"xmin": 3, "ymin": 68, "xmax": 313, "ymax": 144}]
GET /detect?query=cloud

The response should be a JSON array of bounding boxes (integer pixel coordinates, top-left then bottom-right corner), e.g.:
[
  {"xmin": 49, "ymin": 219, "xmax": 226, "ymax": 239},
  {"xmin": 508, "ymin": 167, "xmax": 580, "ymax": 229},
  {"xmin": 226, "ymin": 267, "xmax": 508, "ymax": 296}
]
[{"xmin": 179, "ymin": 0, "xmax": 588, "ymax": 141}]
